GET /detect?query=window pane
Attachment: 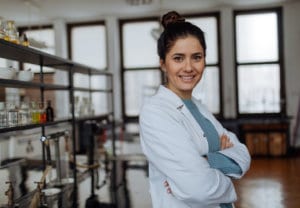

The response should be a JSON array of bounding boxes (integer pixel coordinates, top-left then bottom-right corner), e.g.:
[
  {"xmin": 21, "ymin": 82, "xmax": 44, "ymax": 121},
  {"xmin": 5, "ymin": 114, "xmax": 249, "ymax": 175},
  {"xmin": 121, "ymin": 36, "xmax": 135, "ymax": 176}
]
[
  {"xmin": 92, "ymin": 92, "xmax": 111, "ymax": 115},
  {"xmin": 238, "ymin": 64, "xmax": 280, "ymax": 113},
  {"xmin": 123, "ymin": 22, "xmax": 159, "ymax": 68},
  {"xmin": 91, "ymin": 75, "xmax": 111, "ymax": 90},
  {"xmin": 192, "ymin": 66, "xmax": 220, "ymax": 114},
  {"xmin": 74, "ymin": 73, "xmax": 89, "ymax": 88},
  {"xmin": 124, "ymin": 70, "xmax": 161, "ymax": 116},
  {"xmin": 71, "ymin": 25, "xmax": 107, "ymax": 69},
  {"xmin": 188, "ymin": 17, "xmax": 218, "ymax": 64},
  {"xmin": 236, "ymin": 13, "xmax": 278, "ymax": 63}
]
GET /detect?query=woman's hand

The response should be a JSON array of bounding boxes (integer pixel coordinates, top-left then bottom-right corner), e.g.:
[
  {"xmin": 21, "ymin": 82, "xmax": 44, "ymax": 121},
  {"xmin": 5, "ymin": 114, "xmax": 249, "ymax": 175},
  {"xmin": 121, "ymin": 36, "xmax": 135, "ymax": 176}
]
[
  {"xmin": 164, "ymin": 180, "xmax": 172, "ymax": 194},
  {"xmin": 220, "ymin": 134, "xmax": 233, "ymax": 150}
]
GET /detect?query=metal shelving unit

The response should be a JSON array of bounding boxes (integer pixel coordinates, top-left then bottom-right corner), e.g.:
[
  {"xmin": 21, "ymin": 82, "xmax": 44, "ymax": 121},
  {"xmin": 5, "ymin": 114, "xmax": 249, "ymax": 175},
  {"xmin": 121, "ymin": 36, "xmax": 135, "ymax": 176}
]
[{"xmin": 0, "ymin": 39, "xmax": 115, "ymax": 207}]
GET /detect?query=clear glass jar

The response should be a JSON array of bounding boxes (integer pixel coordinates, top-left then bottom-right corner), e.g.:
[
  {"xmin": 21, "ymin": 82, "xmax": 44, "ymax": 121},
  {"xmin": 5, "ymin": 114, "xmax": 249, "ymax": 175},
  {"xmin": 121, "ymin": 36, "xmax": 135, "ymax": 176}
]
[
  {"xmin": 0, "ymin": 17, "xmax": 6, "ymax": 39},
  {"xmin": 4, "ymin": 20, "xmax": 19, "ymax": 44},
  {"xmin": 18, "ymin": 102, "xmax": 30, "ymax": 125},
  {"xmin": 0, "ymin": 102, "xmax": 7, "ymax": 127}
]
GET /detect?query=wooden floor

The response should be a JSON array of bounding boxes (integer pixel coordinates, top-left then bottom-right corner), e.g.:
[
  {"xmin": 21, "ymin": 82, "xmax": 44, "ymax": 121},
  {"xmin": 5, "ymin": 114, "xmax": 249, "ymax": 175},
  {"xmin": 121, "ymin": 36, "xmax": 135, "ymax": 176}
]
[
  {"xmin": 95, "ymin": 140, "xmax": 300, "ymax": 208},
  {"xmin": 233, "ymin": 155, "xmax": 300, "ymax": 208}
]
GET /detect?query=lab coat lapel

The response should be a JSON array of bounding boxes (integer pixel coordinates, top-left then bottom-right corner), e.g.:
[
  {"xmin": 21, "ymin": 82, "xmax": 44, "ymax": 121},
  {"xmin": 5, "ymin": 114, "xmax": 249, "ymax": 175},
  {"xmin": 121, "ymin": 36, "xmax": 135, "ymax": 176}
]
[
  {"xmin": 157, "ymin": 85, "xmax": 209, "ymax": 154},
  {"xmin": 178, "ymin": 102, "xmax": 209, "ymax": 155}
]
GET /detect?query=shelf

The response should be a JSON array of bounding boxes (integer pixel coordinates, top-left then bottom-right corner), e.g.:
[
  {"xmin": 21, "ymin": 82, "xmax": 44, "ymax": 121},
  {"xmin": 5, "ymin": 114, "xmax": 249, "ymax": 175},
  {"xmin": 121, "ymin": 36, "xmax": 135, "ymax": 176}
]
[
  {"xmin": 0, "ymin": 78, "xmax": 70, "ymax": 90},
  {"xmin": 0, "ymin": 39, "xmax": 110, "ymax": 75},
  {"xmin": 0, "ymin": 118, "xmax": 72, "ymax": 133},
  {"xmin": 0, "ymin": 37, "xmax": 115, "ymax": 207}
]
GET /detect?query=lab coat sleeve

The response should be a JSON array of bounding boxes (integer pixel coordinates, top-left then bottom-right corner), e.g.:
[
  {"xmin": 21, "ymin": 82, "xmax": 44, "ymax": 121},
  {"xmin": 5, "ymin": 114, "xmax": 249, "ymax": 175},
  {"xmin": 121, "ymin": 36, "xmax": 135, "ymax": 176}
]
[
  {"xmin": 217, "ymin": 130, "xmax": 251, "ymax": 178},
  {"xmin": 207, "ymin": 152, "xmax": 242, "ymax": 175},
  {"xmin": 200, "ymin": 106, "xmax": 251, "ymax": 179},
  {"xmin": 139, "ymin": 104, "xmax": 237, "ymax": 207}
]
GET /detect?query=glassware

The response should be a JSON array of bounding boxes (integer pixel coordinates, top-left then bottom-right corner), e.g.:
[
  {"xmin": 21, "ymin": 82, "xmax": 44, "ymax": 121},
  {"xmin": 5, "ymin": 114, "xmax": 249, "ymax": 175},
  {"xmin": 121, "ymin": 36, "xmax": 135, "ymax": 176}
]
[
  {"xmin": 18, "ymin": 102, "xmax": 30, "ymax": 125},
  {"xmin": 0, "ymin": 17, "xmax": 6, "ymax": 39},
  {"xmin": 46, "ymin": 100, "xmax": 54, "ymax": 122},
  {"xmin": 30, "ymin": 101, "xmax": 39, "ymax": 124},
  {"xmin": 6, "ymin": 103, "xmax": 18, "ymax": 127},
  {"xmin": 0, "ymin": 102, "xmax": 7, "ymax": 127},
  {"xmin": 39, "ymin": 102, "xmax": 47, "ymax": 123},
  {"xmin": 4, "ymin": 20, "xmax": 19, "ymax": 44}
]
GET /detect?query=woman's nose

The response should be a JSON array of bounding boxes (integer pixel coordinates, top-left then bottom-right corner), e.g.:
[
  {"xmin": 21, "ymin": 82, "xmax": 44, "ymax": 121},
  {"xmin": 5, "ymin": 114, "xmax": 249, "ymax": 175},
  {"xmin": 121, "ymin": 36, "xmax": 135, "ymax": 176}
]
[{"xmin": 184, "ymin": 59, "xmax": 193, "ymax": 72}]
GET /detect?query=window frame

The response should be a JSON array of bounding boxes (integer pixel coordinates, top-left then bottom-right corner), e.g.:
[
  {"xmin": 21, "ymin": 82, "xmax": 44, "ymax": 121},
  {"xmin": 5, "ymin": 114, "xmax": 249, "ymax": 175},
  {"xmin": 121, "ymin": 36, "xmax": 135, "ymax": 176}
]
[
  {"xmin": 233, "ymin": 7, "xmax": 286, "ymax": 117},
  {"xmin": 119, "ymin": 17, "xmax": 162, "ymax": 123}
]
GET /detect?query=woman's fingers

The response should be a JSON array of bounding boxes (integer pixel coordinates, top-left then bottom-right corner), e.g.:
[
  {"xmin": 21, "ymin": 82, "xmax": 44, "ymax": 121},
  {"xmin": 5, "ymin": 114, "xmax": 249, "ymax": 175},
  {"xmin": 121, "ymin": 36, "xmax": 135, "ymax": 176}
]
[
  {"xmin": 164, "ymin": 180, "xmax": 172, "ymax": 194},
  {"xmin": 220, "ymin": 134, "xmax": 233, "ymax": 150}
]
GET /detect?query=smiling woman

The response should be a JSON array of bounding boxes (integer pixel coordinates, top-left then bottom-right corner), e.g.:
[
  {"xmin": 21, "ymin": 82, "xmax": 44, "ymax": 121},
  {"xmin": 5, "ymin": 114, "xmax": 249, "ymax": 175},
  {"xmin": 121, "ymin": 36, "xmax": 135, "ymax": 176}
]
[{"xmin": 139, "ymin": 10, "xmax": 251, "ymax": 208}]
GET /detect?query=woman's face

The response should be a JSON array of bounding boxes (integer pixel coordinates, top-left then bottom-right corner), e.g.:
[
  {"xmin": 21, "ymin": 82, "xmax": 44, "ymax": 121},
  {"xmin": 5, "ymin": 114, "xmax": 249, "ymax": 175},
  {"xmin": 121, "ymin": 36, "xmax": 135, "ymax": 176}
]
[{"xmin": 160, "ymin": 35, "xmax": 205, "ymax": 99}]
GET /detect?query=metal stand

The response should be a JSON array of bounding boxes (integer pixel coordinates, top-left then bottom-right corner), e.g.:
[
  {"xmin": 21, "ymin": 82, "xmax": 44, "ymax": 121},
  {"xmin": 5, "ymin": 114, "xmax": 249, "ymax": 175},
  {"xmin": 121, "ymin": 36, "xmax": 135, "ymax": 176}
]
[{"xmin": 83, "ymin": 120, "xmax": 103, "ymax": 208}]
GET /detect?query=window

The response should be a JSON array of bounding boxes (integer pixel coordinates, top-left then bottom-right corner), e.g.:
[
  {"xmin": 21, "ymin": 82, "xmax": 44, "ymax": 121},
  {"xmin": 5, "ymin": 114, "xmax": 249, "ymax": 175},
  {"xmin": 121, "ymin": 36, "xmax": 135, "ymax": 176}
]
[
  {"xmin": 120, "ymin": 18, "xmax": 161, "ymax": 121},
  {"xmin": 68, "ymin": 21, "xmax": 109, "ymax": 116},
  {"xmin": 188, "ymin": 14, "xmax": 221, "ymax": 114},
  {"xmin": 234, "ymin": 8, "xmax": 284, "ymax": 115},
  {"xmin": 68, "ymin": 21, "xmax": 107, "ymax": 70}
]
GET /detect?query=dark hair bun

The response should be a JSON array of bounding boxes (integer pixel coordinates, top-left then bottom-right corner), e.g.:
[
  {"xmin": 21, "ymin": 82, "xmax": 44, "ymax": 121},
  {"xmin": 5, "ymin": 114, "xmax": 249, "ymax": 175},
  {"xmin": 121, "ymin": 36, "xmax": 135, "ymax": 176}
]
[{"xmin": 161, "ymin": 11, "xmax": 185, "ymax": 29}]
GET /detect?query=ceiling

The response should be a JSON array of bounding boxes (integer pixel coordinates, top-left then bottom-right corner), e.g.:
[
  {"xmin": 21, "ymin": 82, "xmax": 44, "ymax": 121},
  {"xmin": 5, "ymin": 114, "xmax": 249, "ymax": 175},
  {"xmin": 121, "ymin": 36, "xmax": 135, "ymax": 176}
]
[{"xmin": 0, "ymin": 0, "xmax": 297, "ymax": 25}]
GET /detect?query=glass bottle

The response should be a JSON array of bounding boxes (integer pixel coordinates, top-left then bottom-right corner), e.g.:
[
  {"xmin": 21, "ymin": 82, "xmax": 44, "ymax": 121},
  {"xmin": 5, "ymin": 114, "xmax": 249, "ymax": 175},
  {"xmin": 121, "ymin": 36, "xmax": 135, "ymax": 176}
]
[
  {"xmin": 39, "ymin": 102, "xmax": 46, "ymax": 123},
  {"xmin": 46, "ymin": 100, "xmax": 54, "ymax": 122},
  {"xmin": 6, "ymin": 103, "xmax": 18, "ymax": 127},
  {"xmin": 18, "ymin": 102, "xmax": 30, "ymax": 125},
  {"xmin": 30, "ymin": 101, "xmax": 39, "ymax": 124},
  {"xmin": 0, "ymin": 102, "xmax": 7, "ymax": 127}
]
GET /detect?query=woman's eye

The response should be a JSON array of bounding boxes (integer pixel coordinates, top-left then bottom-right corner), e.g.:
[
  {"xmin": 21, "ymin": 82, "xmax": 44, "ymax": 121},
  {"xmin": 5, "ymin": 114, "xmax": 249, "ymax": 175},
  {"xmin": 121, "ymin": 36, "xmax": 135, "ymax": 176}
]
[
  {"xmin": 174, "ymin": 56, "xmax": 183, "ymax": 62},
  {"xmin": 193, "ymin": 55, "xmax": 202, "ymax": 61}
]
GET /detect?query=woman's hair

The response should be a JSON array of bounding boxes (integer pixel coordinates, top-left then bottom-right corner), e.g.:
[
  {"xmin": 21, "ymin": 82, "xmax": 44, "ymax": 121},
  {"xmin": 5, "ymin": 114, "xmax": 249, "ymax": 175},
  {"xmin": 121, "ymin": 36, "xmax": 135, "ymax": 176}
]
[{"xmin": 157, "ymin": 11, "xmax": 207, "ymax": 61}]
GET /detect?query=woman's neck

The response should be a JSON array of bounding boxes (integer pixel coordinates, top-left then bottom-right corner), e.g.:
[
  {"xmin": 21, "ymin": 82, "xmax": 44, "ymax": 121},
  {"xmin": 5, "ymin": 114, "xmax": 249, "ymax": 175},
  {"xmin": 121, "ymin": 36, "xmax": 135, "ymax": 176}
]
[{"xmin": 165, "ymin": 84, "xmax": 192, "ymax": 100}]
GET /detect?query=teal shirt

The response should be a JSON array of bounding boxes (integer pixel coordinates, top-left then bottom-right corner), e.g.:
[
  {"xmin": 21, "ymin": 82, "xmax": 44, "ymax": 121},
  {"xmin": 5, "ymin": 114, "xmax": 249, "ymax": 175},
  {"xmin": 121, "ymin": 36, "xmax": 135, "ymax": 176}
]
[{"xmin": 183, "ymin": 99, "xmax": 241, "ymax": 208}]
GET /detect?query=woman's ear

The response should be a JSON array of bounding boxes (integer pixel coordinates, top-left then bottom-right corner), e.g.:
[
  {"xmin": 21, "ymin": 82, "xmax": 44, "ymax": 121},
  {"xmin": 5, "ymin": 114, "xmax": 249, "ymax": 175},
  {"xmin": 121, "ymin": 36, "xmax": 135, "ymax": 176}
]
[{"xmin": 160, "ymin": 60, "xmax": 166, "ymax": 72}]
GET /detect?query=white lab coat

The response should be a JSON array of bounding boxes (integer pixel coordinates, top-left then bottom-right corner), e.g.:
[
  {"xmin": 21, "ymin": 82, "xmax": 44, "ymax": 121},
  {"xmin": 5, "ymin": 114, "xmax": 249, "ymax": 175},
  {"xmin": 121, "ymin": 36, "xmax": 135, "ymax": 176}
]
[{"xmin": 139, "ymin": 85, "xmax": 251, "ymax": 208}]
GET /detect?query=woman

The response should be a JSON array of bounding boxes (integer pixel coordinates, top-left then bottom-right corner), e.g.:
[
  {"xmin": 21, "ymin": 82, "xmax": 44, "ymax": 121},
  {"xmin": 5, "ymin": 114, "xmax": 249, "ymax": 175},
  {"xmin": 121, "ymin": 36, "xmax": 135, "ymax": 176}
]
[{"xmin": 139, "ymin": 11, "xmax": 251, "ymax": 208}]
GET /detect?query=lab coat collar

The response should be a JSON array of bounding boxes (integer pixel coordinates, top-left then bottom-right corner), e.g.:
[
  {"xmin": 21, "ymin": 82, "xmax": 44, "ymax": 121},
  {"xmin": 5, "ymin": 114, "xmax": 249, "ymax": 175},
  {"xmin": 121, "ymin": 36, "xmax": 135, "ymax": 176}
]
[
  {"xmin": 156, "ymin": 85, "xmax": 202, "ymax": 111},
  {"xmin": 156, "ymin": 85, "xmax": 209, "ymax": 154}
]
